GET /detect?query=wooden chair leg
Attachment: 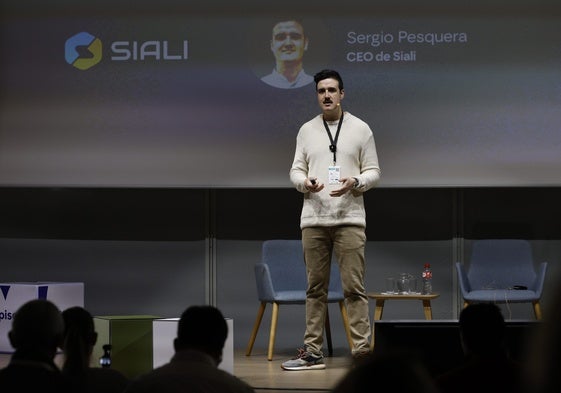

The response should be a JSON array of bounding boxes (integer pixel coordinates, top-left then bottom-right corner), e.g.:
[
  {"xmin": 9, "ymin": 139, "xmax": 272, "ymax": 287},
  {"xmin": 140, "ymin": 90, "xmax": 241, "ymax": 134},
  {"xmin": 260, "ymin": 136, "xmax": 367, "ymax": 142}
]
[
  {"xmin": 246, "ymin": 302, "xmax": 266, "ymax": 356},
  {"xmin": 338, "ymin": 300, "xmax": 354, "ymax": 351},
  {"xmin": 533, "ymin": 301, "xmax": 542, "ymax": 320},
  {"xmin": 324, "ymin": 307, "xmax": 333, "ymax": 357},
  {"xmin": 267, "ymin": 302, "xmax": 280, "ymax": 361}
]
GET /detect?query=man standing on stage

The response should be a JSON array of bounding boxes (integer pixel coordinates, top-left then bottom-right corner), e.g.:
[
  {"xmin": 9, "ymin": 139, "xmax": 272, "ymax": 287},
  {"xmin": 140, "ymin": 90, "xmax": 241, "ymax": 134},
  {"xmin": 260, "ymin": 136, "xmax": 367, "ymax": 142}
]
[{"xmin": 282, "ymin": 69, "xmax": 381, "ymax": 370}]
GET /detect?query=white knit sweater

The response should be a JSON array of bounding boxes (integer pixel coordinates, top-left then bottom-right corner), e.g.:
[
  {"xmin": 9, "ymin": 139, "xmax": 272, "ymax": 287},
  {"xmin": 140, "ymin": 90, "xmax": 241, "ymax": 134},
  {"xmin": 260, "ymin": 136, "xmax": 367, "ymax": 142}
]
[{"xmin": 289, "ymin": 112, "xmax": 381, "ymax": 229}]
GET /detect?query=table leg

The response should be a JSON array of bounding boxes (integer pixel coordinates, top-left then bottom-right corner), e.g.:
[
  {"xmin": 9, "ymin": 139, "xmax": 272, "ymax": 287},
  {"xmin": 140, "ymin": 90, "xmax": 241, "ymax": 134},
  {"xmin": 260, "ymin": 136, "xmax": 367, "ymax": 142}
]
[
  {"xmin": 422, "ymin": 300, "xmax": 433, "ymax": 320},
  {"xmin": 374, "ymin": 299, "xmax": 385, "ymax": 321}
]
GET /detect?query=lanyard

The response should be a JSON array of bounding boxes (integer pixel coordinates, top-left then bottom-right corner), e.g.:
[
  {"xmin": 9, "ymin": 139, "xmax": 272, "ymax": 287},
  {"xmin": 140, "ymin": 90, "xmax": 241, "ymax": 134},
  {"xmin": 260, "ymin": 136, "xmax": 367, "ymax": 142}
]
[{"xmin": 322, "ymin": 111, "xmax": 344, "ymax": 165}]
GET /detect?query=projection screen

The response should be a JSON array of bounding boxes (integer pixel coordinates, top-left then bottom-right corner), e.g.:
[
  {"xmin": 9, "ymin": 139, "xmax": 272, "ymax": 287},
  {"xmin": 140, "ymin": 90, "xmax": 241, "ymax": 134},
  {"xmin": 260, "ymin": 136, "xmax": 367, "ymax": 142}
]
[{"xmin": 1, "ymin": 1, "xmax": 560, "ymax": 187}]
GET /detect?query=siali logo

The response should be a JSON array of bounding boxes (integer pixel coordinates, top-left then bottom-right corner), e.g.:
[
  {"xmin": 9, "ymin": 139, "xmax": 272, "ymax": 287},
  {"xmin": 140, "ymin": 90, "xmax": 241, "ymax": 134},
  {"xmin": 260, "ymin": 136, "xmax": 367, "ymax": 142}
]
[
  {"xmin": 65, "ymin": 31, "xmax": 189, "ymax": 70},
  {"xmin": 65, "ymin": 31, "xmax": 103, "ymax": 70}
]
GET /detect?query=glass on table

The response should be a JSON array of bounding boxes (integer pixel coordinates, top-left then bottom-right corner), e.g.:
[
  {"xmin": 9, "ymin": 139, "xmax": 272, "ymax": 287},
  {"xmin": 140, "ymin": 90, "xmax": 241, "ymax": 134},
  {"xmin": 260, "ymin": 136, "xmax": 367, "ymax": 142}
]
[{"xmin": 384, "ymin": 277, "xmax": 397, "ymax": 294}]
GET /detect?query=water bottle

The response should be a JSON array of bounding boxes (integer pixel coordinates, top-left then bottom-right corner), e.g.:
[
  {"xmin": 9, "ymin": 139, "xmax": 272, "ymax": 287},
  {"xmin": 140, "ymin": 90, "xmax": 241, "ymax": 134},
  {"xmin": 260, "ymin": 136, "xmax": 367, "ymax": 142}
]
[
  {"xmin": 99, "ymin": 344, "xmax": 112, "ymax": 368},
  {"xmin": 422, "ymin": 263, "xmax": 432, "ymax": 295}
]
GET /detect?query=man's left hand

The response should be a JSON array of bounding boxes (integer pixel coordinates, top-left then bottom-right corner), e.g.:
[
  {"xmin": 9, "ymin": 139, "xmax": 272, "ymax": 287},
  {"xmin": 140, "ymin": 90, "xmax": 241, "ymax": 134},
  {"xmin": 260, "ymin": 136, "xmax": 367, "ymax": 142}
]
[{"xmin": 329, "ymin": 177, "xmax": 356, "ymax": 197}]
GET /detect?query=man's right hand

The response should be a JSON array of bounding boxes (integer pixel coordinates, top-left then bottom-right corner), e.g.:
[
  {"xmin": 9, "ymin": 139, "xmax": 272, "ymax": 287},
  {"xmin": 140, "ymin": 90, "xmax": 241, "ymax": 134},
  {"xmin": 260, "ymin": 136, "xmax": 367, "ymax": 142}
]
[{"xmin": 306, "ymin": 178, "xmax": 324, "ymax": 193}]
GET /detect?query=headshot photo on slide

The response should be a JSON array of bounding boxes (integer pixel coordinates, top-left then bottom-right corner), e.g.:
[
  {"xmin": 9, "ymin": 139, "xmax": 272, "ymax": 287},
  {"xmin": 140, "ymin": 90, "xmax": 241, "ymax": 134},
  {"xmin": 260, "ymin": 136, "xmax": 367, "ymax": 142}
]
[{"xmin": 249, "ymin": 18, "xmax": 330, "ymax": 90}]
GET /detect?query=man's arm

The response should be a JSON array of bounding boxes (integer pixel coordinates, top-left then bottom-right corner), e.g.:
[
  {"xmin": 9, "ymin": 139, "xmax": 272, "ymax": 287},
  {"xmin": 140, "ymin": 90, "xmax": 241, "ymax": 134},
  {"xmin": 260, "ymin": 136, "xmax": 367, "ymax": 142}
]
[
  {"xmin": 355, "ymin": 132, "xmax": 381, "ymax": 192},
  {"xmin": 289, "ymin": 133, "xmax": 312, "ymax": 193}
]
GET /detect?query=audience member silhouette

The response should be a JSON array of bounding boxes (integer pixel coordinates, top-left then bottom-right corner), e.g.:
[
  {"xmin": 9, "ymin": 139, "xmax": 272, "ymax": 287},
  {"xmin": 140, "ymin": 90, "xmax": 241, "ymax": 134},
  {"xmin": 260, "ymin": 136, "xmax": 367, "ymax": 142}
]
[
  {"xmin": 331, "ymin": 350, "xmax": 438, "ymax": 393},
  {"xmin": 435, "ymin": 302, "xmax": 524, "ymax": 393},
  {"xmin": 524, "ymin": 278, "xmax": 561, "ymax": 393},
  {"xmin": 61, "ymin": 306, "xmax": 129, "ymax": 393},
  {"xmin": 0, "ymin": 299, "xmax": 71, "ymax": 392},
  {"xmin": 124, "ymin": 305, "xmax": 254, "ymax": 393}
]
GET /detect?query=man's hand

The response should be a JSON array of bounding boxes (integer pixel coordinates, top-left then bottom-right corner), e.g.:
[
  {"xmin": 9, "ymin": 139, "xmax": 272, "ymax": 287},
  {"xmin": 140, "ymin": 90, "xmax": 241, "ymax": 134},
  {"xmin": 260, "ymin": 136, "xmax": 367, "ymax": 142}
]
[
  {"xmin": 306, "ymin": 177, "xmax": 324, "ymax": 193},
  {"xmin": 329, "ymin": 177, "xmax": 356, "ymax": 197}
]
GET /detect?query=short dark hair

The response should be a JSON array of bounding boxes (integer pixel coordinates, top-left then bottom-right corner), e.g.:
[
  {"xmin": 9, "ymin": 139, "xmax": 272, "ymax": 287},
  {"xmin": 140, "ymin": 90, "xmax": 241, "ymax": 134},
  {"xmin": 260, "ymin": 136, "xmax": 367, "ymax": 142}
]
[
  {"xmin": 10, "ymin": 299, "xmax": 64, "ymax": 351},
  {"xmin": 176, "ymin": 305, "xmax": 228, "ymax": 355},
  {"xmin": 314, "ymin": 69, "xmax": 344, "ymax": 90}
]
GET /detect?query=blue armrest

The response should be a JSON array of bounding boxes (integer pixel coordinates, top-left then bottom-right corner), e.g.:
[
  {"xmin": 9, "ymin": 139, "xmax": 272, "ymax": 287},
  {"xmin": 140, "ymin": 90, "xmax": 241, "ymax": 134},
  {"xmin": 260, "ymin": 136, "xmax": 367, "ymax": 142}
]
[
  {"xmin": 455, "ymin": 262, "xmax": 472, "ymax": 294},
  {"xmin": 531, "ymin": 262, "xmax": 547, "ymax": 298},
  {"xmin": 255, "ymin": 263, "xmax": 276, "ymax": 302}
]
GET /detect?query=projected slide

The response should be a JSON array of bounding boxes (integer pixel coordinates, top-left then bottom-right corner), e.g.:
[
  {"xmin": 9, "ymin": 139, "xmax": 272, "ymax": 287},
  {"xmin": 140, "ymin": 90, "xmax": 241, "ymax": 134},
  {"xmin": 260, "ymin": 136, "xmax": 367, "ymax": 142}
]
[{"xmin": 1, "ymin": 3, "xmax": 560, "ymax": 187}]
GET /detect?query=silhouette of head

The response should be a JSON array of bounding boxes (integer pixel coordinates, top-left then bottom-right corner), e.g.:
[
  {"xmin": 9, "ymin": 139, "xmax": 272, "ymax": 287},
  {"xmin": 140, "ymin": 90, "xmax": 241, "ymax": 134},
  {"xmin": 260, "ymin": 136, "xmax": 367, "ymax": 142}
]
[
  {"xmin": 61, "ymin": 306, "xmax": 98, "ymax": 374},
  {"xmin": 459, "ymin": 302, "xmax": 506, "ymax": 356},
  {"xmin": 8, "ymin": 299, "xmax": 64, "ymax": 357},
  {"xmin": 62, "ymin": 306, "xmax": 97, "ymax": 348},
  {"xmin": 174, "ymin": 305, "xmax": 228, "ymax": 365}
]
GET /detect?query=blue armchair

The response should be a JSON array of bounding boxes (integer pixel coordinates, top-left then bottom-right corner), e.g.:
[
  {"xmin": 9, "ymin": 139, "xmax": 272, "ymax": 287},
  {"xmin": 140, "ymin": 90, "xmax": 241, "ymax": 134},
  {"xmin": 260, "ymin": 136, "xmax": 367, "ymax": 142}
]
[
  {"xmin": 245, "ymin": 239, "xmax": 353, "ymax": 360},
  {"xmin": 456, "ymin": 239, "xmax": 547, "ymax": 319}
]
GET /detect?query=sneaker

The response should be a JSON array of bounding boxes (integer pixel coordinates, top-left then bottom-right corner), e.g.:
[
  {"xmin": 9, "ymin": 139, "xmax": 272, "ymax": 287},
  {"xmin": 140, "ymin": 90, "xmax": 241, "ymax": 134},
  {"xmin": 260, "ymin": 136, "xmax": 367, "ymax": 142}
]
[{"xmin": 281, "ymin": 347, "xmax": 326, "ymax": 370}]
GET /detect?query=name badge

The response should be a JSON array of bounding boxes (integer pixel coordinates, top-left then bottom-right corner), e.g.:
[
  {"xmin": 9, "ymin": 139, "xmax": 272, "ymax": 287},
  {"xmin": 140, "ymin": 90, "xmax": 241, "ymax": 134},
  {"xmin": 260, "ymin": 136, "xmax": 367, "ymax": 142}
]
[{"xmin": 328, "ymin": 166, "xmax": 341, "ymax": 185}]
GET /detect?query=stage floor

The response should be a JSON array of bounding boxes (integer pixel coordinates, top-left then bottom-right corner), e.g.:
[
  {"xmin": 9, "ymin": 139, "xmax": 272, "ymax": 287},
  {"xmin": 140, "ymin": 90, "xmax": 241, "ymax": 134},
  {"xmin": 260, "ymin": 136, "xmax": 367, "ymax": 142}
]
[{"xmin": 236, "ymin": 347, "xmax": 352, "ymax": 392}]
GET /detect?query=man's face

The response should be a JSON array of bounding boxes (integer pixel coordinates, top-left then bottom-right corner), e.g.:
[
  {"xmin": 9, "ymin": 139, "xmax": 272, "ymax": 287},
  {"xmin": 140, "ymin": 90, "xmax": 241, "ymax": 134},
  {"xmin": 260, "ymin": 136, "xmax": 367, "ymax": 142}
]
[
  {"xmin": 316, "ymin": 78, "xmax": 344, "ymax": 113},
  {"xmin": 270, "ymin": 21, "xmax": 308, "ymax": 63}
]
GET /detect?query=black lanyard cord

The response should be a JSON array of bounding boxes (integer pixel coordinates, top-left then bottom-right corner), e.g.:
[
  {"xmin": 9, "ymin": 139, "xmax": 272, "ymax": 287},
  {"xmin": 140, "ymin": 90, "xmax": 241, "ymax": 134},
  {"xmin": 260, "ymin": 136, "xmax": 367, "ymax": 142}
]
[{"xmin": 322, "ymin": 111, "xmax": 344, "ymax": 164}]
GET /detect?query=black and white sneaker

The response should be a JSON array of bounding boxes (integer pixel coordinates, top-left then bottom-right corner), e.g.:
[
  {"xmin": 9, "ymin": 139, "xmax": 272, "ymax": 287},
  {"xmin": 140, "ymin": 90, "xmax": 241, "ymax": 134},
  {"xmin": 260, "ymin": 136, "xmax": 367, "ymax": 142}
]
[{"xmin": 281, "ymin": 347, "xmax": 325, "ymax": 370}]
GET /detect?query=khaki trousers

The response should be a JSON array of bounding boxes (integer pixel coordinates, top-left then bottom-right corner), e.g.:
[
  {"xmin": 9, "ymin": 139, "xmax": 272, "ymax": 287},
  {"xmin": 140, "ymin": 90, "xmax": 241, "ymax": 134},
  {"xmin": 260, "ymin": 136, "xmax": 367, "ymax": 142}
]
[{"xmin": 302, "ymin": 225, "xmax": 371, "ymax": 355}]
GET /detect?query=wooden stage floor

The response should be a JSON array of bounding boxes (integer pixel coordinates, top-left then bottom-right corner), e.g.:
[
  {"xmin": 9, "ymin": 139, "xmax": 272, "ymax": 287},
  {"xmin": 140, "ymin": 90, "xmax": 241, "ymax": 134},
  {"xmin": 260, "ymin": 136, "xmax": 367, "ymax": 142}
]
[{"xmin": 236, "ymin": 347, "xmax": 352, "ymax": 392}]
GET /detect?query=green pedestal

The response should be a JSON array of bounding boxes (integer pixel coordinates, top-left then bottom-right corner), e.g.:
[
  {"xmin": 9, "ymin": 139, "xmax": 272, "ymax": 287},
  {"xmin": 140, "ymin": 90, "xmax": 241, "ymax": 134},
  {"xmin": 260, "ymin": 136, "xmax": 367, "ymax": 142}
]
[{"xmin": 93, "ymin": 315, "xmax": 159, "ymax": 379}]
